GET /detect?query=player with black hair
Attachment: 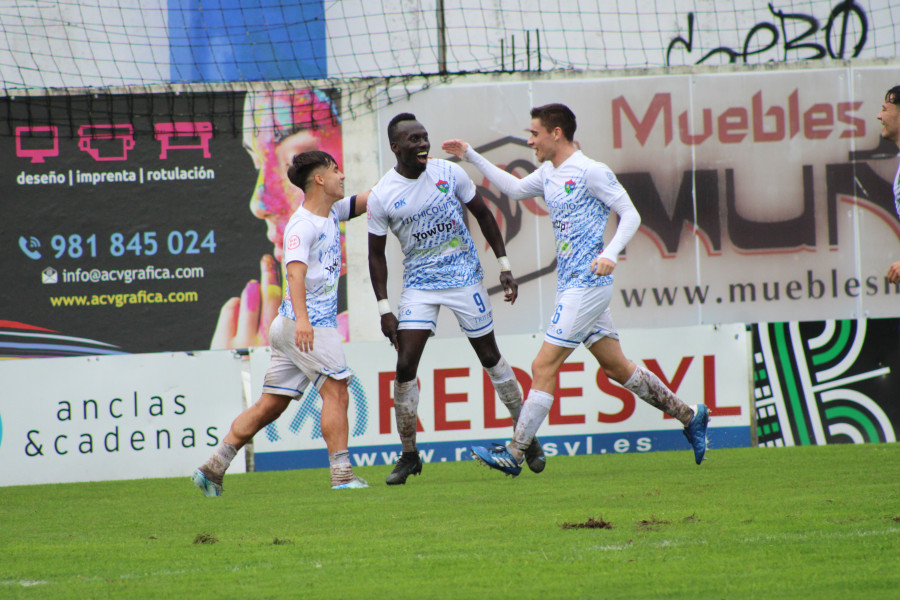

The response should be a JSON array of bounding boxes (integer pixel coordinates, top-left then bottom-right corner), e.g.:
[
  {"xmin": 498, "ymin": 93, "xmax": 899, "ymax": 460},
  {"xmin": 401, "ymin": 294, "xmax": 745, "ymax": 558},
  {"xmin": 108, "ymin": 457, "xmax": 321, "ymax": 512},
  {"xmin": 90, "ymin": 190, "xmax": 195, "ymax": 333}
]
[
  {"xmin": 368, "ymin": 113, "xmax": 545, "ymax": 484},
  {"xmin": 193, "ymin": 150, "xmax": 370, "ymax": 494},
  {"xmin": 443, "ymin": 102, "xmax": 710, "ymax": 476}
]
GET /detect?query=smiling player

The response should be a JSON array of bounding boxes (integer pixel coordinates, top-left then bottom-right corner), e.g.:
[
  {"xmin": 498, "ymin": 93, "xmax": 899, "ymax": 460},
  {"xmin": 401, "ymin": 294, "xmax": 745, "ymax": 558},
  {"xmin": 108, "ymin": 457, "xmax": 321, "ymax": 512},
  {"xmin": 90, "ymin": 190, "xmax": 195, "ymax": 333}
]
[
  {"xmin": 367, "ymin": 113, "xmax": 545, "ymax": 484},
  {"xmin": 443, "ymin": 103, "xmax": 710, "ymax": 476}
]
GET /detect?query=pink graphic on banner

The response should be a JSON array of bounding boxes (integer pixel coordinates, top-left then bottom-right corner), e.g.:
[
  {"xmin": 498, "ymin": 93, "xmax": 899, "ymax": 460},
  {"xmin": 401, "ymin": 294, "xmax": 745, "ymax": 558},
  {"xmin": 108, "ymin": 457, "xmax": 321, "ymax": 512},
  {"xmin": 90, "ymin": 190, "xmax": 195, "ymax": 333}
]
[
  {"xmin": 15, "ymin": 126, "xmax": 59, "ymax": 163},
  {"xmin": 154, "ymin": 122, "xmax": 213, "ymax": 159},
  {"xmin": 77, "ymin": 124, "xmax": 136, "ymax": 161}
]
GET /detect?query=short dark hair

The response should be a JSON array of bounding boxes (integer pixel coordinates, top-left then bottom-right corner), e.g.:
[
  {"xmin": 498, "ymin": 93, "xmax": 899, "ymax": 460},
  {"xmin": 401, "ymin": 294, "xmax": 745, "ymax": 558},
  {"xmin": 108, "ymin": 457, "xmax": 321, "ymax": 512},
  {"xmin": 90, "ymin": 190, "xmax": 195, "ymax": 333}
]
[
  {"xmin": 886, "ymin": 86, "xmax": 900, "ymax": 105},
  {"xmin": 287, "ymin": 150, "xmax": 336, "ymax": 193},
  {"xmin": 530, "ymin": 103, "xmax": 577, "ymax": 142},
  {"xmin": 388, "ymin": 112, "xmax": 417, "ymax": 143}
]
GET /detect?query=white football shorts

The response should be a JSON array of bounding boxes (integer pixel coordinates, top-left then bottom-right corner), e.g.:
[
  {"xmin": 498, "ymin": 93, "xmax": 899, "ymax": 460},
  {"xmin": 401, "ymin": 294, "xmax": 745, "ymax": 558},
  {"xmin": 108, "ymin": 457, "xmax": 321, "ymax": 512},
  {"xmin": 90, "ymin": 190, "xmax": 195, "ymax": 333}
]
[
  {"xmin": 398, "ymin": 281, "xmax": 494, "ymax": 338},
  {"xmin": 544, "ymin": 284, "xmax": 619, "ymax": 349},
  {"xmin": 262, "ymin": 315, "xmax": 352, "ymax": 398}
]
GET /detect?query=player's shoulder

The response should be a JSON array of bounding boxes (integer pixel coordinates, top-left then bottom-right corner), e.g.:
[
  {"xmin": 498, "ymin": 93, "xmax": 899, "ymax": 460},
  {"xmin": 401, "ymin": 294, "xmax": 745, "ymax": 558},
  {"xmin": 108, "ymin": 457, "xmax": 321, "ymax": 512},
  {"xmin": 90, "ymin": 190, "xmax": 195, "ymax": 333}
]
[
  {"xmin": 428, "ymin": 157, "xmax": 466, "ymax": 177},
  {"xmin": 370, "ymin": 169, "xmax": 399, "ymax": 202},
  {"xmin": 574, "ymin": 151, "xmax": 613, "ymax": 173}
]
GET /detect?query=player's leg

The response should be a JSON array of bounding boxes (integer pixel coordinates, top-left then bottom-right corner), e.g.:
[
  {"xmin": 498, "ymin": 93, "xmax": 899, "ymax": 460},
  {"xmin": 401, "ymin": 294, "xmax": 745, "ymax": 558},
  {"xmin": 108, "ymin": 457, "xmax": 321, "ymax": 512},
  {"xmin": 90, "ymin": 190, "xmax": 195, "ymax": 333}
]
[
  {"xmin": 467, "ymin": 330, "xmax": 548, "ymax": 473},
  {"xmin": 193, "ymin": 391, "xmax": 293, "ymax": 497},
  {"xmin": 446, "ymin": 282, "xmax": 546, "ymax": 472},
  {"xmin": 318, "ymin": 375, "xmax": 368, "ymax": 488},
  {"xmin": 193, "ymin": 322, "xmax": 306, "ymax": 497},
  {"xmin": 587, "ymin": 333, "xmax": 709, "ymax": 464},
  {"xmin": 286, "ymin": 324, "xmax": 371, "ymax": 488},
  {"xmin": 386, "ymin": 291, "xmax": 436, "ymax": 484}
]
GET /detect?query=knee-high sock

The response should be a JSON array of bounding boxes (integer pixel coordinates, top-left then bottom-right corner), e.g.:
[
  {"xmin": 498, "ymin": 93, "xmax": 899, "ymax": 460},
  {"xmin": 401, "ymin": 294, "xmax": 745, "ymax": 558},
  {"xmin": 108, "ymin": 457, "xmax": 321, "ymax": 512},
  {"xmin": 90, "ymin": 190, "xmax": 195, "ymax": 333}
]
[
  {"xmin": 394, "ymin": 379, "xmax": 419, "ymax": 452},
  {"xmin": 485, "ymin": 357, "xmax": 523, "ymax": 424},
  {"xmin": 623, "ymin": 365, "xmax": 694, "ymax": 426},
  {"xmin": 509, "ymin": 389, "xmax": 554, "ymax": 459},
  {"xmin": 199, "ymin": 442, "xmax": 237, "ymax": 484}
]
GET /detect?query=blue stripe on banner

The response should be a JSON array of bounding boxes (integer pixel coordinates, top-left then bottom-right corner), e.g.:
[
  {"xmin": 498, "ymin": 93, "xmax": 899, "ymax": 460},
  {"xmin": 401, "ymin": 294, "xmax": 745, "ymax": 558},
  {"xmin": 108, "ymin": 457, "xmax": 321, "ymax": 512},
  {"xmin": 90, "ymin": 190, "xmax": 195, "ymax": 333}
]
[
  {"xmin": 254, "ymin": 426, "xmax": 751, "ymax": 471},
  {"xmin": 168, "ymin": 0, "xmax": 327, "ymax": 83}
]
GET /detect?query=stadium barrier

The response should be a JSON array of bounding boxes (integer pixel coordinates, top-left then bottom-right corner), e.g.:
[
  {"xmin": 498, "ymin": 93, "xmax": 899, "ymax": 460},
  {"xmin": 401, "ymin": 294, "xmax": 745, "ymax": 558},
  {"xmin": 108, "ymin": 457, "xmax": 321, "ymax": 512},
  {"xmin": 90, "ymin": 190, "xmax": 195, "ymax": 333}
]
[{"xmin": 0, "ymin": 324, "xmax": 750, "ymax": 486}]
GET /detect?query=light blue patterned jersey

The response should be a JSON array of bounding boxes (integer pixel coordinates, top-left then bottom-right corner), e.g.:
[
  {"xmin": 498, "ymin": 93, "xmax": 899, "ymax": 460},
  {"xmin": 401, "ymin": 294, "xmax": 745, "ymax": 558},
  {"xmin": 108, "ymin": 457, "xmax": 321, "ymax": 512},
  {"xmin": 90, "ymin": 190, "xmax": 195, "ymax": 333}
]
[
  {"xmin": 368, "ymin": 159, "xmax": 483, "ymax": 290},
  {"xmin": 278, "ymin": 197, "xmax": 351, "ymax": 327},
  {"xmin": 537, "ymin": 152, "xmax": 627, "ymax": 290},
  {"xmin": 894, "ymin": 162, "xmax": 900, "ymax": 220}
]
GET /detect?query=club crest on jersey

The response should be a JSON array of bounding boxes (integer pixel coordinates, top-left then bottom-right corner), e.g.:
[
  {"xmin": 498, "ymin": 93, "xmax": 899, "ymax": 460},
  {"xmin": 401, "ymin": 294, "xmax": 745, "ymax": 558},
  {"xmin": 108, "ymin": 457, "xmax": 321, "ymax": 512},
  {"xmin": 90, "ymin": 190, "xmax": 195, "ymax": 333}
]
[
  {"xmin": 564, "ymin": 179, "xmax": 577, "ymax": 194},
  {"xmin": 436, "ymin": 180, "xmax": 450, "ymax": 194},
  {"xmin": 287, "ymin": 235, "xmax": 301, "ymax": 250}
]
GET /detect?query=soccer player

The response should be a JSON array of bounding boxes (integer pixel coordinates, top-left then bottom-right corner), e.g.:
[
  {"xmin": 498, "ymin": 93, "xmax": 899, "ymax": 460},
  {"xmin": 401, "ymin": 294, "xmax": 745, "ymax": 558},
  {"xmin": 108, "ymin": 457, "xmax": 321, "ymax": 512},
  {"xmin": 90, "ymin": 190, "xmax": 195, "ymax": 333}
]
[
  {"xmin": 368, "ymin": 113, "xmax": 545, "ymax": 485},
  {"xmin": 193, "ymin": 150, "xmax": 370, "ymax": 494},
  {"xmin": 441, "ymin": 103, "xmax": 710, "ymax": 477},
  {"xmin": 878, "ymin": 85, "xmax": 900, "ymax": 283}
]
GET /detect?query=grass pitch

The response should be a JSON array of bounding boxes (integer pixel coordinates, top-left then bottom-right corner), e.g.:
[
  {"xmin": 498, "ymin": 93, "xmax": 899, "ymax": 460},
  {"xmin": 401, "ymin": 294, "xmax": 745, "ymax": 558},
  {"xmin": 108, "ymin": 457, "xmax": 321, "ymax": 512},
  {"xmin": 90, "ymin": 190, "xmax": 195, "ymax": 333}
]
[{"xmin": 1, "ymin": 444, "xmax": 898, "ymax": 599}]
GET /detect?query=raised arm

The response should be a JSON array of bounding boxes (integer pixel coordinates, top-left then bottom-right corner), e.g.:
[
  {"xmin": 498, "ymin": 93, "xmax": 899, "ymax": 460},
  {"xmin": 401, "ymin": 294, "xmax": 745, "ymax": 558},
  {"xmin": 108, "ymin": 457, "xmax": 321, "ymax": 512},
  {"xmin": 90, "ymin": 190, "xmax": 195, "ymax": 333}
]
[
  {"xmin": 442, "ymin": 139, "xmax": 542, "ymax": 201},
  {"xmin": 368, "ymin": 232, "xmax": 399, "ymax": 347},
  {"xmin": 464, "ymin": 193, "xmax": 518, "ymax": 304}
]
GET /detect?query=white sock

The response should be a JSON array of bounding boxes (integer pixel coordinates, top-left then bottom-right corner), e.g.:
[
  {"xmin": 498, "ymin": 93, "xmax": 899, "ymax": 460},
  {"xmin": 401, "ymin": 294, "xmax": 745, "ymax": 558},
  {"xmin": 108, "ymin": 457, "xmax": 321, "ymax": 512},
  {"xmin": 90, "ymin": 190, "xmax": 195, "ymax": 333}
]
[
  {"xmin": 394, "ymin": 379, "xmax": 419, "ymax": 452},
  {"xmin": 485, "ymin": 357, "xmax": 523, "ymax": 423},
  {"xmin": 200, "ymin": 441, "xmax": 237, "ymax": 484},
  {"xmin": 329, "ymin": 450, "xmax": 354, "ymax": 485},
  {"xmin": 509, "ymin": 389, "xmax": 554, "ymax": 460}
]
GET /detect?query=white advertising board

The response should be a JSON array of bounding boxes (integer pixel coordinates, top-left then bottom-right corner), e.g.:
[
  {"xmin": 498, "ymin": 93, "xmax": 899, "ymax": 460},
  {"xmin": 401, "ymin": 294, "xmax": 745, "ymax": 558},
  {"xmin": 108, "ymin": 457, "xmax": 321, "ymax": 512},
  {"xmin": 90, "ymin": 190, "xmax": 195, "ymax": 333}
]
[
  {"xmin": 251, "ymin": 324, "xmax": 751, "ymax": 470},
  {"xmin": 0, "ymin": 351, "xmax": 246, "ymax": 487},
  {"xmin": 373, "ymin": 65, "xmax": 900, "ymax": 334}
]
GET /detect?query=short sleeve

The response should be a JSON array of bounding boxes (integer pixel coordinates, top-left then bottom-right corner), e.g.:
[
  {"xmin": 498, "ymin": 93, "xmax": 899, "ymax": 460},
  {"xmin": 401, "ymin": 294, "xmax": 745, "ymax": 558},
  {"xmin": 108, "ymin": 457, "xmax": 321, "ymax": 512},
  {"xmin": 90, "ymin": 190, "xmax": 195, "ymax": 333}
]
[
  {"xmin": 450, "ymin": 161, "xmax": 477, "ymax": 204},
  {"xmin": 367, "ymin": 190, "xmax": 389, "ymax": 236},
  {"xmin": 334, "ymin": 196, "xmax": 352, "ymax": 222},
  {"xmin": 282, "ymin": 218, "xmax": 315, "ymax": 266}
]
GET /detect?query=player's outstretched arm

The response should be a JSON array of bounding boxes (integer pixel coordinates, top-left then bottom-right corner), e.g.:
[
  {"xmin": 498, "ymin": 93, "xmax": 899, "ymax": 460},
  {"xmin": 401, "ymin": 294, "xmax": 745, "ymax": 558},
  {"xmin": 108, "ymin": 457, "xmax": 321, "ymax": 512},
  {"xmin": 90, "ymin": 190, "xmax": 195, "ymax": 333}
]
[
  {"xmin": 465, "ymin": 193, "xmax": 518, "ymax": 304},
  {"xmin": 444, "ymin": 140, "xmax": 542, "ymax": 201},
  {"xmin": 368, "ymin": 232, "xmax": 399, "ymax": 347}
]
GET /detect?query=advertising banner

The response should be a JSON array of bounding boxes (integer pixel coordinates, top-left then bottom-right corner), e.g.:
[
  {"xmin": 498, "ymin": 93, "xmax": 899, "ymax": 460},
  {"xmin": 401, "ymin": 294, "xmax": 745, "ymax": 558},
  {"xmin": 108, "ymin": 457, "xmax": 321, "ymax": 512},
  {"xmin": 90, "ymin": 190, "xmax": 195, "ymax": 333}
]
[
  {"xmin": 250, "ymin": 325, "xmax": 752, "ymax": 470},
  {"xmin": 1, "ymin": 87, "xmax": 344, "ymax": 356},
  {"xmin": 0, "ymin": 350, "xmax": 246, "ymax": 487},
  {"xmin": 375, "ymin": 65, "xmax": 900, "ymax": 334},
  {"xmin": 752, "ymin": 318, "xmax": 899, "ymax": 447}
]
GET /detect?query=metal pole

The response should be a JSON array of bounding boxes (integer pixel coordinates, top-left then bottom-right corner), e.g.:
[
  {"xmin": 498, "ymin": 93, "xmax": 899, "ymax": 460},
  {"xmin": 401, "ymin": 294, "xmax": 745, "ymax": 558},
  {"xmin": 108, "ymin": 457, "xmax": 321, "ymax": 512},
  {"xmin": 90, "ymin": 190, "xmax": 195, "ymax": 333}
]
[{"xmin": 437, "ymin": 0, "xmax": 447, "ymax": 74}]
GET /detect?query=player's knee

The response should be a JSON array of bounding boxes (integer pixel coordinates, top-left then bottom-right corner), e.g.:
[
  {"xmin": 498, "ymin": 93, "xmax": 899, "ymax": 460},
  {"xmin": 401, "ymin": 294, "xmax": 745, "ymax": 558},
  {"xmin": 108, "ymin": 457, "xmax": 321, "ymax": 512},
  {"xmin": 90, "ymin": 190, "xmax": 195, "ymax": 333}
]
[
  {"xmin": 395, "ymin": 362, "xmax": 417, "ymax": 383},
  {"xmin": 531, "ymin": 356, "xmax": 555, "ymax": 381}
]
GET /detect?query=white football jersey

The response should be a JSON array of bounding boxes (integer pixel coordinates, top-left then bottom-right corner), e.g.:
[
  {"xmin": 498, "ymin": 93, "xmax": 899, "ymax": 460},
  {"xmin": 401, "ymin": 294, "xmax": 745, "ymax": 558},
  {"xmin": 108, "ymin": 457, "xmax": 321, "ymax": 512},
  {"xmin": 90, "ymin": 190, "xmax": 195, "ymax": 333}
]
[
  {"xmin": 893, "ymin": 161, "xmax": 900, "ymax": 220},
  {"xmin": 368, "ymin": 159, "xmax": 483, "ymax": 290},
  {"xmin": 520, "ymin": 151, "xmax": 628, "ymax": 290},
  {"xmin": 278, "ymin": 197, "xmax": 352, "ymax": 327}
]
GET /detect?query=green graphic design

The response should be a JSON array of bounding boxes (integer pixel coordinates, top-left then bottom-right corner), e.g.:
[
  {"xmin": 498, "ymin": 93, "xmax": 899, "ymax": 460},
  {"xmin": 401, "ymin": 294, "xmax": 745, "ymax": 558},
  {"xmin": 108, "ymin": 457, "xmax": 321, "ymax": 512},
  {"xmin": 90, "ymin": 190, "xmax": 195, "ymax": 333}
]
[{"xmin": 752, "ymin": 319, "xmax": 898, "ymax": 447}]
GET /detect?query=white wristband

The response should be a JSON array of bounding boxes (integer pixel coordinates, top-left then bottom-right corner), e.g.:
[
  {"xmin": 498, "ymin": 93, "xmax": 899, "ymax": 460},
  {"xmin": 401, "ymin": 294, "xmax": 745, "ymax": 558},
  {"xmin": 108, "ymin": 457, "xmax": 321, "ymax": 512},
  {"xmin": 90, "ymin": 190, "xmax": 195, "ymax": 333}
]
[
  {"xmin": 498, "ymin": 256, "xmax": 512, "ymax": 272},
  {"xmin": 377, "ymin": 299, "xmax": 392, "ymax": 316}
]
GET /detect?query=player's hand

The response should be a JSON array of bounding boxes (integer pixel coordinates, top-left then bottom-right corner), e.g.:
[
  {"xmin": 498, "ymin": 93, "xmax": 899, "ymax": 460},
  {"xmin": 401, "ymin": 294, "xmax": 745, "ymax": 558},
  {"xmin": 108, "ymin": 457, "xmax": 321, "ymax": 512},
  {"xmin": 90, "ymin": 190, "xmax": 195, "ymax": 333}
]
[
  {"xmin": 210, "ymin": 254, "xmax": 282, "ymax": 349},
  {"xmin": 441, "ymin": 139, "xmax": 469, "ymax": 159},
  {"xmin": 380, "ymin": 312, "xmax": 399, "ymax": 350},
  {"xmin": 499, "ymin": 271, "xmax": 518, "ymax": 304},
  {"xmin": 590, "ymin": 256, "xmax": 616, "ymax": 276},
  {"xmin": 889, "ymin": 261, "xmax": 900, "ymax": 284},
  {"xmin": 294, "ymin": 319, "xmax": 314, "ymax": 353}
]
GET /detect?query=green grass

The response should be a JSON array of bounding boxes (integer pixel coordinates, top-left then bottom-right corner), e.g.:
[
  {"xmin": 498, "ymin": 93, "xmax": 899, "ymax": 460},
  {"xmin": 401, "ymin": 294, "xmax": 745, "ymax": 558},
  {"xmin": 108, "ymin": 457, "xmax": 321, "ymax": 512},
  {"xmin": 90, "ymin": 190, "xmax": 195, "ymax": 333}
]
[{"xmin": 2, "ymin": 444, "xmax": 899, "ymax": 599}]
